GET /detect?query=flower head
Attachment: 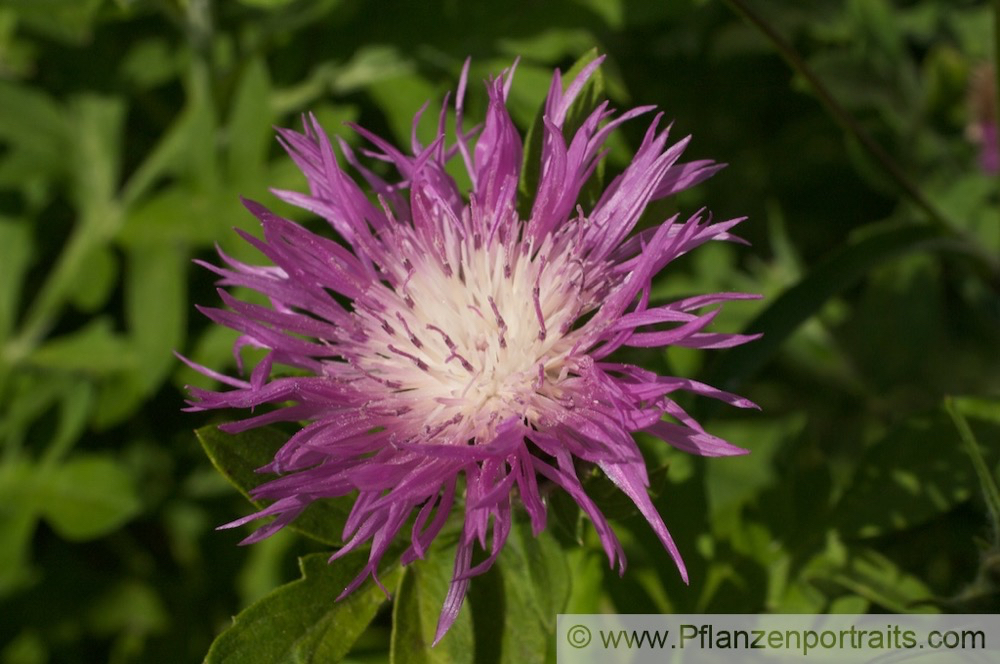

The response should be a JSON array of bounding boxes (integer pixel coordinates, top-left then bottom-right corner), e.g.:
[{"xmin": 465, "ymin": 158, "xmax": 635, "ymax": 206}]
[{"xmin": 186, "ymin": 56, "xmax": 759, "ymax": 642}]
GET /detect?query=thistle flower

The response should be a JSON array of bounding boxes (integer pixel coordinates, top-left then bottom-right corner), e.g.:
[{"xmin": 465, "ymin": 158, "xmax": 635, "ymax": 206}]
[{"xmin": 185, "ymin": 56, "xmax": 759, "ymax": 642}]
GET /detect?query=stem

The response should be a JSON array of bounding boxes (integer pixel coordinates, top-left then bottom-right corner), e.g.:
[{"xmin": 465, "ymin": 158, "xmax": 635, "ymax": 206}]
[
  {"xmin": 945, "ymin": 397, "xmax": 1000, "ymax": 547},
  {"xmin": 5, "ymin": 211, "xmax": 114, "ymax": 362}
]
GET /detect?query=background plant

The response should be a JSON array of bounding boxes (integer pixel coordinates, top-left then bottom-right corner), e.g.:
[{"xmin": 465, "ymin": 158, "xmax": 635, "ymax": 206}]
[{"xmin": 0, "ymin": 0, "xmax": 997, "ymax": 662}]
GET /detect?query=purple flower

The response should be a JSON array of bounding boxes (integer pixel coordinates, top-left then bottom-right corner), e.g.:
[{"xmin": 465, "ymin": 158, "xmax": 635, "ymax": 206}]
[
  {"xmin": 969, "ymin": 64, "xmax": 999, "ymax": 174},
  {"xmin": 979, "ymin": 121, "xmax": 999, "ymax": 173},
  {"xmin": 185, "ymin": 57, "xmax": 759, "ymax": 642}
]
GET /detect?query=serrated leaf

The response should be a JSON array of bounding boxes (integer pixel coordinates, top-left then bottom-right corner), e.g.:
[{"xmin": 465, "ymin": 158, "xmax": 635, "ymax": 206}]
[
  {"xmin": 517, "ymin": 48, "xmax": 605, "ymax": 219},
  {"xmin": 206, "ymin": 551, "xmax": 400, "ymax": 664},
  {"xmin": 390, "ymin": 542, "xmax": 474, "ymax": 663},
  {"xmin": 195, "ymin": 424, "xmax": 351, "ymax": 548},
  {"xmin": 36, "ymin": 455, "xmax": 142, "ymax": 540}
]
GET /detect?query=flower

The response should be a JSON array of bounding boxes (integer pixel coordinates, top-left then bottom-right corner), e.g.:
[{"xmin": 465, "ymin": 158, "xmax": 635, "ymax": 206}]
[{"xmin": 185, "ymin": 56, "xmax": 759, "ymax": 642}]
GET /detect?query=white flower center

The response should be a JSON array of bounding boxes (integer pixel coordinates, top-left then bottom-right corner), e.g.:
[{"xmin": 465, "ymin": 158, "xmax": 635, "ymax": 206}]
[{"xmin": 355, "ymin": 226, "xmax": 594, "ymax": 442}]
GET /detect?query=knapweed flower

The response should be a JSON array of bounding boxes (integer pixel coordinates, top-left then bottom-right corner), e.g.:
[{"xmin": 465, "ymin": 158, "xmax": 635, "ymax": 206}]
[{"xmin": 186, "ymin": 56, "xmax": 759, "ymax": 642}]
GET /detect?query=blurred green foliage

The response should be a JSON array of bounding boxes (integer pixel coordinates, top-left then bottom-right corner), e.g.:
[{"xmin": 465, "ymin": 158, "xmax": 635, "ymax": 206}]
[{"xmin": 0, "ymin": 0, "xmax": 998, "ymax": 662}]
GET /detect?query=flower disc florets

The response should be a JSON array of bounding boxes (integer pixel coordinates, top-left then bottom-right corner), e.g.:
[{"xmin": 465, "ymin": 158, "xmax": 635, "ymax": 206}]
[
  {"xmin": 355, "ymin": 208, "xmax": 608, "ymax": 443},
  {"xmin": 185, "ymin": 56, "xmax": 760, "ymax": 642}
]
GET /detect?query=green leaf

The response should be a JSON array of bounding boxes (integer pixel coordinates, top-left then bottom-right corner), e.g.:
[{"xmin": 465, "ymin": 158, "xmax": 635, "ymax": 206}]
[
  {"xmin": 825, "ymin": 548, "xmax": 935, "ymax": 613},
  {"xmin": 2, "ymin": 0, "xmax": 104, "ymax": 44},
  {"xmin": 36, "ymin": 455, "xmax": 142, "ymax": 541},
  {"xmin": 951, "ymin": 396, "xmax": 1000, "ymax": 426},
  {"xmin": 67, "ymin": 244, "xmax": 118, "ymax": 313},
  {"xmin": 86, "ymin": 580, "xmax": 169, "ymax": 637},
  {"xmin": 0, "ymin": 80, "xmax": 66, "ymax": 174},
  {"xmin": 26, "ymin": 317, "xmax": 137, "ymax": 375},
  {"xmin": 0, "ymin": 372, "xmax": 65, "ymax": 444},
  {"xmin": 120, "ymin": 38, "xmax": 178, "ymax": 90},
  {"xmin": 834, "ymin": 412, "xmax": 1000, "ymax": 538},
  {"xmin": 125, "ymin": 241, "xmax": 186, "ymax": 393},
  {"xmin": 704, "ymin": 414, "xmax": 804, "ymax": 538},
  {"xmin": 0, "ymin": 461, "xmax": 41, "ymax": 596},
  {"xmin": 68, "ymin": 94, "xmax": 126, "ymax": 222},
  {"xmin": 563, "ymin": 548, "xmax": 606, "ymax": 614},
  {"xmin": 40, "ymin": 379, "xmax": 93, "ymax": 466},
  {"xmin": 206, "ymin": 551, "xmax": 400, "ymax": 664},
  {"xmin": 226, "ymin": 58, "xmax": 274, "ymax": 187},
  {"xmin": 495, "ymin": 521, "xmax": 570, "ymax": 663},
  {"xmin": 92, "ymin": 372, "xmax": 150, "ymax": 430},
  {"xmin": 391, "ymin": 542, "xmax": 475, "ymax": 663},
  {"xmin": 121, "ymin": 186, "xmax": 246, "ymax": 247},
  {"xmin": 461, "ymin": 519, "xmax": 571, "ymax": 664},
  {"xmin": 333, "ymin": 45, "xmax": 416, "ymax": 95},
  {"xmin": 517, "ymin": 47, "xmax": 604, "ymax": 219},
  {"xmin": 9, "ymin": 95, "xmax": 126, "ymax": 357},
  {"xmin": 195, "ymin": 425, "xmax": 351, "ymax": 548},
  {"xmin": 0, "ymin": 507, "xmax": 38, "ymax": 597},
  {"xmin": 704, "ymin": 222, "xmax": 942, "ymax": 394}
]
